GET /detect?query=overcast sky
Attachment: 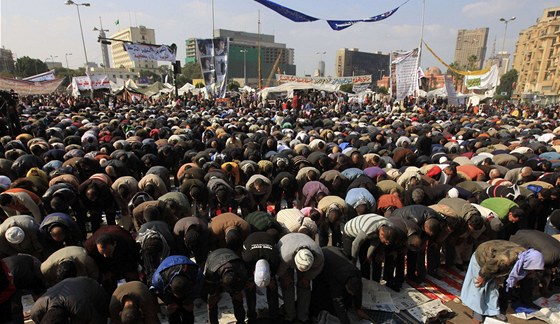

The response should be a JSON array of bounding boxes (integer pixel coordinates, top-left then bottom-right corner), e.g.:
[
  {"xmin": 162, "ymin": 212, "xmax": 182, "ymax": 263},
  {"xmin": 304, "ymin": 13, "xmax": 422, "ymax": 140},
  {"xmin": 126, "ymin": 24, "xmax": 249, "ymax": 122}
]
[{"xmin": 1, "ymin": 0, "xmax": 558, "ymax": 76}]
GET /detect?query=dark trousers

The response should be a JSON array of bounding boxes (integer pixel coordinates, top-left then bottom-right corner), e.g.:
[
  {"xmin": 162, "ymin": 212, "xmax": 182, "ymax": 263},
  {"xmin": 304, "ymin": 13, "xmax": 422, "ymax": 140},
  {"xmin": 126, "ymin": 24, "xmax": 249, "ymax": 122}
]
[
  {"xmin": 208, "ymin": 290, "xmax": 245, "ymax": 324},
  {"xmin": 342, "ymin": 234, "xmax": 373, "ymax": 279},
  {"xmin": 384, "ymin": 248, "xmax": 405, "ymax": 286},
  {"xmin": 168, "ymin": 307, "xmax": 194, "ymax": 324},
  {"xmin": 320, "ymin": 222, "xmax": 342, "ymax": 247},
  {"xmin": 245, "ymin": 278, "xmax": 279, "ymax": 320}
]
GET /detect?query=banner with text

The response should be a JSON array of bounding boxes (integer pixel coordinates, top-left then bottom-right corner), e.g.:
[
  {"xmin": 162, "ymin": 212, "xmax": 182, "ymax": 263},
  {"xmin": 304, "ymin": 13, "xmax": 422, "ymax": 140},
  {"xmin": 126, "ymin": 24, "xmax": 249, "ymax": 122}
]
[
  {"xmin": 123, "ymin": 43, "xmax": 177, "ymax": 62},
  {"xmin": 196, "ymin": 37, "xmax": 229, "ymax": 98},
  {"xmin": 71, "ymin": 75, "xmax": 111, "ymax": 91},
  {"xmin": 22, "ymin": 70, "xmax": 56, "ymax": 82},
  {"xmin": 465, "ymin": 64, "xmax": 499, "ymax": 90},
  {"xmin": 277, "ymin": 74, "xmax": 372, "ymax": 85},
  {"xmin": 444, "ymin": 75, "xmax": 459, "ymax": 106},
  {"xmin": 0, "ymin": 77, "xmax": 63, "ymax": 95},
  {"xmin": 390, "ymin": 48, "xmax": 419, "ymax": 101}
]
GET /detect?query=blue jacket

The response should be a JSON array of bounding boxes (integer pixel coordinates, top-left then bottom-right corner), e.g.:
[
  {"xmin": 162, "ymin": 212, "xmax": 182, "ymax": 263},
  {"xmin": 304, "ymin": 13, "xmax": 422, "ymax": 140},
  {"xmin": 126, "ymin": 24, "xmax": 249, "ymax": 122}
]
[{"xmin": 150, "ymin": 255, "xmax": 202, "ymax": 297}]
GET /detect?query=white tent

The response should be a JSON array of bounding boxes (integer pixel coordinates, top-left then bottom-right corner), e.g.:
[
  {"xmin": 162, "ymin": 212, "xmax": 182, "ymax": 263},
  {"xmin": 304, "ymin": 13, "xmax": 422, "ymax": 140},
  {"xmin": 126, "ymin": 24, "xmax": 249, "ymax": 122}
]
[{"xmin": 259, "ymin": 82, "xmax": 339, "ymax": 99}]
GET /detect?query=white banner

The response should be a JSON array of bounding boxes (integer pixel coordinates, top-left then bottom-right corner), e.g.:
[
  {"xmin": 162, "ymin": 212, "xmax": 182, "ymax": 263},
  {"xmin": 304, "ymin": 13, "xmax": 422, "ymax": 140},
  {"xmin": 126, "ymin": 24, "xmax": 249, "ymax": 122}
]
[
  {"xmin": 277, "ymin": 74, "xmax": 372, "ymax": 85},
  {"xmin": 391, "ymin": 48, "xmax": 419, "ymax": 101},
  {"xmin": 22, "ymin": 70, "xmax": 56, "ymax": 82},
  {"xmin": 444, "ymin": 75, "xmax": 459, "ymax": 106},
  {"xmin": 72, "ymin": 75, "xmax": 111, "ymax": 91},
  {"xmin": 465, "ymin": 64, "xmax": 499, "ymax": 90},
  {"xmin": 123, "ymin": 43, "xmax": 176, "ymax": 62}
]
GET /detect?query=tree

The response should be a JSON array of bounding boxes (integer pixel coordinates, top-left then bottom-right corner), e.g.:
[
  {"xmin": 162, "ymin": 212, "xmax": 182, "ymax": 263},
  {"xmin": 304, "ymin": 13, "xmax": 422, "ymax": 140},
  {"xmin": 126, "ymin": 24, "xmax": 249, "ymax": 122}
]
[
  {"xmin": 495, "ymin": 69, "xmax": 518, "ymax": 100},
  {"xmin": 467, "ymin": 55, "xmax": 478, "ymax": 71},
  {"xmin": 181, "ymin": 62, "xmax": 202, "ymax": 80},
  {"xmin": 447, "ymin": 61, "xmax": 464, "ymax": 90},
  {"xmin": 340, "ymin": 84, "xmax": 354, "ymax": 93},
  {"xmin": 378, "ymin": 86, "xmax": 388, "ymax": 95},
  {"xmin": 15, "ymin": 56, "xmax": 48, "ymax": 78},
  {"xmin": 228, "ymin": 80, "xmax": 240, "ymax": 91}
]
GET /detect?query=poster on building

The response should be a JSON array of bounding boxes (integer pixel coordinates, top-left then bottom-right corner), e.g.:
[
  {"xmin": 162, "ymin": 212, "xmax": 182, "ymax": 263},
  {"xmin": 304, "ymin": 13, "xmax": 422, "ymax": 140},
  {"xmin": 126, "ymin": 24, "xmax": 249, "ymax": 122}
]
[
  {"xmin": 444, "ymin": 75, "xmax": 459, "ymax": 106},
  {"xmin": 123, "ymin": 43, "xmax": 177, "ymax": 62},
  {"xmin": 390, "ymin": 48, "xmax": 419, "ymax": 101},
  {"xmin": 465, "ymin": 64, "xmax": 499, "ymax": 90},
  {"xmin": 196, "ymin": 37, "xmax": 229, "ymax": 98}
]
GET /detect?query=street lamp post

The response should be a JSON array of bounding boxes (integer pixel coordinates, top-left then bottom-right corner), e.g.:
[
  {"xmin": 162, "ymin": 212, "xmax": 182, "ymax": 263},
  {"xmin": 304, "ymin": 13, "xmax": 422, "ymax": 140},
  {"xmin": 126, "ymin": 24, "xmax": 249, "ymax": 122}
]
[
  {"xmin": 65, "ymin": 0, "xmax": 90, "ymax": 74},
  {"xmin": 240, "ymin": 49, "xmax": 248, "ymax": 86},
  {"xmin": 378, "ymin": 69, "xmax": 385, "ymax": 80},
  {"xmin": 499, "ymin": 16, "xmax": 516, "ymax": 68},
  {"xmin": 65, "ymin": 53, "xmax": 72, "ymax": 82}
]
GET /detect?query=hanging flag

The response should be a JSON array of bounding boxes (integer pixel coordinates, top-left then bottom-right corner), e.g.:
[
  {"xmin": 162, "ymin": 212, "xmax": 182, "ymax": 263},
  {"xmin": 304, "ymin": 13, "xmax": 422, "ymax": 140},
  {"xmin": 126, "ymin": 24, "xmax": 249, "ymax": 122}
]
[
  {"xmin": 327, "ymin": 7, "xmax": 400, "ymax": 31},
  {"xmin": 115, "ymin": 19, "xmax": 120, "ymax": 26},
  {"xmin": 253, "ymin": 0, "xmax": 318, "ymax": 22},
  {"xmin": 253, "ymin": 0, "xmax": 408, "ymax": 30},
  {"xmin": 423, "ymin": 41, "xmax": 490, "ymax": 76}
]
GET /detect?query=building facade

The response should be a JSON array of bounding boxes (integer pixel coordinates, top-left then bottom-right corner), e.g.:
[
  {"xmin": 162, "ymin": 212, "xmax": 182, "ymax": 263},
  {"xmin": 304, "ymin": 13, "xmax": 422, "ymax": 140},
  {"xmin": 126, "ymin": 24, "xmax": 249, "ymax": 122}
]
[
  {"xmin": 454, "ymin": 28, "xmax": 489, "ymax": 70},
  {"xmin": 110, "ymin": 26, "xmax": 157, "ymax": 71},
  {"xmin": 484, "ymin": 51, "xmax": 510, "ymax": 77},
  {"xmin": 0, "ymin": 47, "xmax": 15, "ymax": 74},
  {"xmin": 512, "ymin": 7, "xmax": 560, "ymax": 103},
  {"xmin": 185, "ymin": 29, "xmax": 296, "ymax": 87},
  {"xmin": 335, "ymin": 48, "xmax": 389, "ymax": 84}
]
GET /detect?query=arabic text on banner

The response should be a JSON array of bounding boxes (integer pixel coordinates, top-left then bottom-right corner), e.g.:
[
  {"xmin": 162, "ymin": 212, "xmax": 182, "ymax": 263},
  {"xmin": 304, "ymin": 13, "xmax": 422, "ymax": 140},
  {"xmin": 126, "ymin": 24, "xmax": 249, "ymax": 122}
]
[
  {"xmin": 123, "ymin": 43, "xmax": 176, "ymax": 62},
  {"xmin": 276, "ymin": 74, "xmax": 372, "ymax": 85},
  {"xmin": 72, "ymin": 75, "xmax": 111, "ymax": 91},
  {"xmin": 392, "ymin": 48, "xmax": 419, "ymax": 101}
]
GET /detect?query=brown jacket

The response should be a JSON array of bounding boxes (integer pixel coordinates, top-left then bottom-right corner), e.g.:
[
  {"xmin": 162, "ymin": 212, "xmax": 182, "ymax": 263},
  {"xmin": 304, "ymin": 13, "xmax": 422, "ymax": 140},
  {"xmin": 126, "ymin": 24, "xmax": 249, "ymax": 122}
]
[{"xmin": 475, "ymin": 240, "xmax": 525, "ymax": 281}]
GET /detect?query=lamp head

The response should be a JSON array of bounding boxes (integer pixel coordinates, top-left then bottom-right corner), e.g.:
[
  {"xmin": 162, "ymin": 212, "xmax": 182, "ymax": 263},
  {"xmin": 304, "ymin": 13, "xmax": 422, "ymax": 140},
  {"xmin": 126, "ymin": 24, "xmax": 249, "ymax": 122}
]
[
  {"xmin": 500, "ymin": 18, "xmax": 506, "ymax": 22},
  {"xmin": 65, "ymin": 0, "xmax": 75, "ymax": 5}
]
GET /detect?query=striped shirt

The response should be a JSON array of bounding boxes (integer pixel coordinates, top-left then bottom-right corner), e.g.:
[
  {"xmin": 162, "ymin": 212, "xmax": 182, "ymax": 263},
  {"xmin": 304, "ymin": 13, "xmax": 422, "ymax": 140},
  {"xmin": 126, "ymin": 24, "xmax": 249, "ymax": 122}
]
[
  {"xmin": 276, "ymin": 208, "xmax": 305, "ymax": 233},
  {"xmin": 343, "ymin": 213, "xmax": 391, "ymax": 259}
]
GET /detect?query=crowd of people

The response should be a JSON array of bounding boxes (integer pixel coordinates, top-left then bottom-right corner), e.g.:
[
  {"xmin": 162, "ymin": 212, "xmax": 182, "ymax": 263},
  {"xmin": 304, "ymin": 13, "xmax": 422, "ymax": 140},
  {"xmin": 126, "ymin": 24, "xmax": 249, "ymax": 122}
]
[{"xmin": 1, "ymin": 88, "xmax": 560, "ymax": 324}]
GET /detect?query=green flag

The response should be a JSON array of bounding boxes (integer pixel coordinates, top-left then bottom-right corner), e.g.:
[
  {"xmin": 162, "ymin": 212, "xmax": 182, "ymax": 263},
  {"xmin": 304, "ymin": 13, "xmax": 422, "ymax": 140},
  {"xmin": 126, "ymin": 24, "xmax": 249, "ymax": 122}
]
[{"xmin": 115, "ymin": 19, "xmax": 119, "ymax": 26}]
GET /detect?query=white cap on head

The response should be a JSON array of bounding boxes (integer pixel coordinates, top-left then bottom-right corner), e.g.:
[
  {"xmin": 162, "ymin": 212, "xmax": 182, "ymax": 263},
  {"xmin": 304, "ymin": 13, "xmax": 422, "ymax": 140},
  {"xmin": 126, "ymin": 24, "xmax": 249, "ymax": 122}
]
[
  {"xmin": 5, "ymin": 226, "xmax": 24, "ymax": 244},
  {"xmin": 448, "ymin": 188, "xmax": 459, "ymax": 198},
  {"xmin": 254, "ymin": 259, "xmax": 271, "ymax": 288},
  {"xmin": 294, "ymin": 248, "xmax": 314, "ymax": 272}
]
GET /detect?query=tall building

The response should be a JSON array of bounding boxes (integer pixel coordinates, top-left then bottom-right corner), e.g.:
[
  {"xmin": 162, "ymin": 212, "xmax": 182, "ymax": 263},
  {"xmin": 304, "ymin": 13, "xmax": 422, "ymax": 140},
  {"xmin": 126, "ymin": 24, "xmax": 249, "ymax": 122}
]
[
  {"xmin": 512, "ymin": 7, "xmax": 560, "ymax": 102},
  {"xmin": 454, "ymin": 28, "xmax": 489, "ymax": 70},
  {"xmin": 184, "ymin": 29, "xmax": 296, "ymax": 86},
  {"xmin": 484, "ymin": 51, "xmax": 510, "ymax": 76},
  {"xmin": 110, "ymin": 25, "xmax": 157, "ymax": 71},
  {"xmin": 335, "ymin": 48, "xmax": 389, "ymax": 83},
  {"xmin": 0, "ymin": 47, "xmax": 15, "ymax": 73}
]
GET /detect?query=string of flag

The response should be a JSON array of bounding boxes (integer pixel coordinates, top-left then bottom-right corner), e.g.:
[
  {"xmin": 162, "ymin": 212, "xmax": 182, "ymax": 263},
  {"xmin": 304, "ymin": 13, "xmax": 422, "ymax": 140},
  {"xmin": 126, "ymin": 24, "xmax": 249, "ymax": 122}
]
[
  {"xmin": 253, "ymin": 0, "xmax": 410, "ymax": 31},
  {"xmin": 422, "ymin": 41, "xmax": 490, "ymax": 76}
]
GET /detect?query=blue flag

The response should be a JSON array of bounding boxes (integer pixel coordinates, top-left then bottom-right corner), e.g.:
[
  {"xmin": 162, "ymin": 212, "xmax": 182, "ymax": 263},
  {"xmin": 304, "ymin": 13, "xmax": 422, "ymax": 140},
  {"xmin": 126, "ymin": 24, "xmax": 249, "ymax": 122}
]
[
  {"xmin": 327, "ymin": 7, "xmax": 400, "ymax": 31},
  {"xmin": 253, "ymin": 0, "xmax": 318, "ymax": 22}
]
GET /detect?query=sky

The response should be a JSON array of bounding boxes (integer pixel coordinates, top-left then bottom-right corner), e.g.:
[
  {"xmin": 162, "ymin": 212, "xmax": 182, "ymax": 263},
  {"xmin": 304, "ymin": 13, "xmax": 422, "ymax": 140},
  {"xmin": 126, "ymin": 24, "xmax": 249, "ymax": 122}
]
[{"xmin": 1, "ymin": 0, "xmax": 559, "ymax": 76}]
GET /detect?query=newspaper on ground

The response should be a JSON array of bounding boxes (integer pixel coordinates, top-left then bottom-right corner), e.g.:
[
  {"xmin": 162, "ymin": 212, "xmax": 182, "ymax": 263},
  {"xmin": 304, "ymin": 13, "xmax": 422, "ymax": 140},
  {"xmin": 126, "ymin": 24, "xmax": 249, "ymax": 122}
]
[
  {"xmin": 406, "ymin": 299, "xmax": 452, "ymax": 323},
  {"xmin": 512, "ymin": 307, "xmax": 560, "ymax": 323},
  {"xmin": 390, "ymin": 282, "xmax": 432, "ymax": 310},
  {"xmin": 361, "ymin": 278, "xmax": 399, "ymax": 313}
]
